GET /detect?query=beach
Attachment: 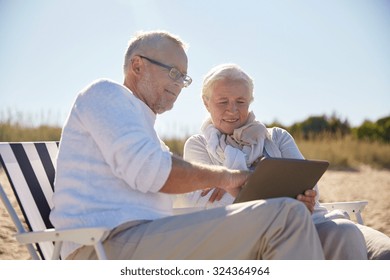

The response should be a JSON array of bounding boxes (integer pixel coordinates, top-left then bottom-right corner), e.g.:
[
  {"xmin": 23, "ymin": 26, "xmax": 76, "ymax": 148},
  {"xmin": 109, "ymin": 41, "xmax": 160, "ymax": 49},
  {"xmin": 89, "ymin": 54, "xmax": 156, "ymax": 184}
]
[{"xmin": 1, "ymin": 166, "xmax": 389, "ymax": 260}]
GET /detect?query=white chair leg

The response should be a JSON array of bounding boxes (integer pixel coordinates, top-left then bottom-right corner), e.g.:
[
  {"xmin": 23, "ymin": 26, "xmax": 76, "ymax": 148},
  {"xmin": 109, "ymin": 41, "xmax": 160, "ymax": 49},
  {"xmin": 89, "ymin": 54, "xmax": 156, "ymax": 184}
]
[
  {"xmin": 355, "ymin": 212, "xmax": 364, "ymax": 225},
  {"xmin": 94, "ymin": 242, "xmax": 107, "ymax": 260},
  {"xmin": 1, "ymin": 182, "xmax": 40, "ymax": 260},
  {"xmin": 51, "ymin": 241, "xmax": 62, "ymax": 260}
]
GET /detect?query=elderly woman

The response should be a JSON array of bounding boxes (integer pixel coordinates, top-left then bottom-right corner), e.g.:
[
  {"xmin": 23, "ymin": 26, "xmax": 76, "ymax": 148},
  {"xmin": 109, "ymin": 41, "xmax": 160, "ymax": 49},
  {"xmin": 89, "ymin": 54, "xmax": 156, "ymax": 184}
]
[{"xmin": 176, "ymin": 63, "xmax": 390, "ymax": 260}]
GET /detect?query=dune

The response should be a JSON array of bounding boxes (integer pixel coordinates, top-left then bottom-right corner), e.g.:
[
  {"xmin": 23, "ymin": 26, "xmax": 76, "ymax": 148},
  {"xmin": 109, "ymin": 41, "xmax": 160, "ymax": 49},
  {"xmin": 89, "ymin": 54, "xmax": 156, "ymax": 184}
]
[{"xmin": 318, "ymin": 165, "xmax": 390, "ymax": 236}]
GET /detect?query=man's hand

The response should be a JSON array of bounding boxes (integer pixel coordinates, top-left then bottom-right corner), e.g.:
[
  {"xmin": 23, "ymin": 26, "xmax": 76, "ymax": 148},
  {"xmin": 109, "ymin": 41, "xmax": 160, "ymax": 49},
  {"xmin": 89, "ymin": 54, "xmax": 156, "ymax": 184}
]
[
  {"xmin": 202, "ymin": 169, "xmax": 250, "ymax": 202},
  {"xmin": 297, "ymin": 189, "xmax": 317, "ymax": 213}
]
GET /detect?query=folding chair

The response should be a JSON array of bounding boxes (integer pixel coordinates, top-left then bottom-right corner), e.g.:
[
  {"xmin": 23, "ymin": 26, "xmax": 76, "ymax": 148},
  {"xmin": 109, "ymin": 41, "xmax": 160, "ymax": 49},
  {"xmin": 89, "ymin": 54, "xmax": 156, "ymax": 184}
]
[{"xmin": 0, "ymin": 142, "xmax": 110, "ymax": 260}]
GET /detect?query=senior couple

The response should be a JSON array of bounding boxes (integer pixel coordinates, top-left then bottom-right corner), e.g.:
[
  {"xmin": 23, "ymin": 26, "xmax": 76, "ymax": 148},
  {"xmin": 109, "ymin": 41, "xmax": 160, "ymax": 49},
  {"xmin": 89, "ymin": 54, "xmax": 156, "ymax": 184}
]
[{"xmin": 50, "ymin": 30, "xmax": 390, "ymax": 260}]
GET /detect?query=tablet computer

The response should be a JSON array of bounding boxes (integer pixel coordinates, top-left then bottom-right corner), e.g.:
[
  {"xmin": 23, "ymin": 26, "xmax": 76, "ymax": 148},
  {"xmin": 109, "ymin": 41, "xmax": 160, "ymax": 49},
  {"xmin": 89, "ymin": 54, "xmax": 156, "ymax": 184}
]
[{"xmin": 233, "ymin": 157, "xmax": 329, "ymax": 203}]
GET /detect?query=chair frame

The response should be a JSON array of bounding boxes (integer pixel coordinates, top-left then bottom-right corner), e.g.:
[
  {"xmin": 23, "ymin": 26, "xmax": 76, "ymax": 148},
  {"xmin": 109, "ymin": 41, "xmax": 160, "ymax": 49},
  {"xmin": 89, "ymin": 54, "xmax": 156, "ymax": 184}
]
[
  {"xmin": 0, "ymin": 141, "xmax": 110, "ymax": 260},
  {"xmin": 321, "ymin": 201, "xmax": 368, "ymax": 225}
]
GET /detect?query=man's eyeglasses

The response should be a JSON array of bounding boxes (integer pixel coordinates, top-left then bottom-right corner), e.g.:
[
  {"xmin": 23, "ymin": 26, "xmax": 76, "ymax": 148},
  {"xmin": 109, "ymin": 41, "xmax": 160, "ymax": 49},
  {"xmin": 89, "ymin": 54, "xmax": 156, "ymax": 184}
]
[{"xmin": 139, "ymin": 55, "xmax": 192, "ymax": 87}]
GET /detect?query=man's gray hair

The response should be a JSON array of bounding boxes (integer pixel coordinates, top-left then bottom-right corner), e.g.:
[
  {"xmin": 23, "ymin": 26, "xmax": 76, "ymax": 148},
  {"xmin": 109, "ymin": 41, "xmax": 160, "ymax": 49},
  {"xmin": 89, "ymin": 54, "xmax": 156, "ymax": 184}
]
[
  {"xmin": 202, "ymin": 63, "xmax": 254, "ymax": 102},
  {"xmin": 123, "ymin": 30, "xmax": 188, "ymax": 75}
]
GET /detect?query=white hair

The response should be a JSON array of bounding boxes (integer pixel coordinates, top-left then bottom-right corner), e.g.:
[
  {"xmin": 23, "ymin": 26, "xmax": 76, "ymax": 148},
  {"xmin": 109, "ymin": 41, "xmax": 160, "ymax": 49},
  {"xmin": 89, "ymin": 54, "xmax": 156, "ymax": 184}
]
[
  {"xmin": 202, "ymin": 63, "xmax": 254, "ymax": 102},
  {"xmin": 123, "ymin": 30, "xmax": 188, "ymax": 75}
]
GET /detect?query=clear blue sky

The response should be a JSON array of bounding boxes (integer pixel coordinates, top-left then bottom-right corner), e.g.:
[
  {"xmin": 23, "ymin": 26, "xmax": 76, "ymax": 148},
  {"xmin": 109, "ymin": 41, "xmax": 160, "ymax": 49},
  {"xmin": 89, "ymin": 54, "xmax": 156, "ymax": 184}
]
[{"xmin": 1, "ymin": 0, "xmax": 389, "ymax": 138}]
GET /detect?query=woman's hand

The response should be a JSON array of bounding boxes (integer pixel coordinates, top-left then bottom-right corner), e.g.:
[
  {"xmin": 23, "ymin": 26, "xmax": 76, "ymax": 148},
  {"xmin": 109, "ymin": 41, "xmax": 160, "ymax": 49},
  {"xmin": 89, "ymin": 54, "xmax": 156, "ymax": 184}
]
[
  {"xmin": 201, "ymin": 188, "xmax": 227, "ymax": 203},
  {"xmin": 297, "ymin": 189, "xmax": 317, "ymax": 214}
]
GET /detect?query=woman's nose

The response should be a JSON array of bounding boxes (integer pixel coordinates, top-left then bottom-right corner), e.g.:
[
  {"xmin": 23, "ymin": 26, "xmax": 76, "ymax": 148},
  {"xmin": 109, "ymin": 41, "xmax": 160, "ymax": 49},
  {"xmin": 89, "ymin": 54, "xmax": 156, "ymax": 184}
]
[{"xmin": 227, "ymin": 102, "xmax": 237, "ymax": 112}]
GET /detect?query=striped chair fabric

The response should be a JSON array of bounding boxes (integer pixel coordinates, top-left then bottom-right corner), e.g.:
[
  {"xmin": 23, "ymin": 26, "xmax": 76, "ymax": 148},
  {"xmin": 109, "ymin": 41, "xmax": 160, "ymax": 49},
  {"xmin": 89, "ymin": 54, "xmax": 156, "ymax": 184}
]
[{"xmin": 0, "ymin": 142, "xmax": 109, "ymax": 260}]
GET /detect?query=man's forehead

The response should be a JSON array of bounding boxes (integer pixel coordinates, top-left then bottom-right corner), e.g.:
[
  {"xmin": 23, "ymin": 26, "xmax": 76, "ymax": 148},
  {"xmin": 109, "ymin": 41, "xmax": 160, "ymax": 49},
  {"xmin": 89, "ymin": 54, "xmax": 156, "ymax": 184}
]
[{"xmin": 148, "ymin": 42, "xmax": 187, "ymax": 68}]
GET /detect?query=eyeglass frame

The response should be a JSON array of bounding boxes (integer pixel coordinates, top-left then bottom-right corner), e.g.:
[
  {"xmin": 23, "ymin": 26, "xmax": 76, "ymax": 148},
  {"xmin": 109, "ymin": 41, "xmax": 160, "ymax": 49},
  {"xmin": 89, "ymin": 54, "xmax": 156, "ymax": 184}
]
[{"xmin": 138, "ymin": 55, "xmax": 192, "ymax": 87}]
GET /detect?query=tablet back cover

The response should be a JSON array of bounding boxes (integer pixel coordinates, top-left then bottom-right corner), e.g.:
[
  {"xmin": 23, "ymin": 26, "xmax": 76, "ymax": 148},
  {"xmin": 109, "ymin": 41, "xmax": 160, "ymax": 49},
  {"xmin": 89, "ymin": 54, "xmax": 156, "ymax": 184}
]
[{"xmin": 234, "ymin": 157, "xmax": 329, "ymax": 203}]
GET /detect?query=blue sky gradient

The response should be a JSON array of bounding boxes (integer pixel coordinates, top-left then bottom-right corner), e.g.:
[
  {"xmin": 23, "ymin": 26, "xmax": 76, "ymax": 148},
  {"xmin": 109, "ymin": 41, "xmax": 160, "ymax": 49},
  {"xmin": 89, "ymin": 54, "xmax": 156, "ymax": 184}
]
[{"xmin": 1, "ymin": 0, "xmax": 389, "ymax": 137}]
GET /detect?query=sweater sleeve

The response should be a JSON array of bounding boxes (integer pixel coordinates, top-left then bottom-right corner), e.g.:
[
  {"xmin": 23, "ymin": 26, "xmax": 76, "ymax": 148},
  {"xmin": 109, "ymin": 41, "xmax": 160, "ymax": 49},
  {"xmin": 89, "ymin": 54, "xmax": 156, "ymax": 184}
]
[
  {"xmin": 73, "ymin": 80, "xmax": 172, "ymax": 193},
  {"xmin": 270, "ymin": 127, "xmax": 322, "ymax": 206},
  {"xmin": 271, "ymin": 127, "xmax": 304, "ymax": 159}
]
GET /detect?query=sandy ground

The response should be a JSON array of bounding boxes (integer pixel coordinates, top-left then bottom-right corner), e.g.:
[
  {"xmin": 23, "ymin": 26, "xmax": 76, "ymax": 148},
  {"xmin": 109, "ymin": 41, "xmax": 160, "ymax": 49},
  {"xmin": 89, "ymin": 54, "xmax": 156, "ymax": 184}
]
[{"xmin": 0, "ymin": 166, "xmax": 389, "ymax": 260}]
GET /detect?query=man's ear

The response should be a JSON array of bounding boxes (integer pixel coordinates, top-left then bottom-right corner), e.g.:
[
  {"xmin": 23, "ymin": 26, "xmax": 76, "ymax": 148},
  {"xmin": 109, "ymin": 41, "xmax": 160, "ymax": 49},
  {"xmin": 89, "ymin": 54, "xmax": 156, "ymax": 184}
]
[{"xmin": 131, "ymin": 56, "xmax": 143, "ymax": 76}]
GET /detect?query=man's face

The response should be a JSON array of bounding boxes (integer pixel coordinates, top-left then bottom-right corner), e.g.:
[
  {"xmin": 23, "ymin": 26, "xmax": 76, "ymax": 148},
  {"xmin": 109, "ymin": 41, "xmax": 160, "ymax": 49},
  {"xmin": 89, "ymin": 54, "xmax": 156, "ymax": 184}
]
[
  {"xmin": 137, "ymin": 39, "xmax": 189, "ymax": 114},
  {"xmin": 204, "ymin": 79, "xmax": 251, "ymax": 135}
]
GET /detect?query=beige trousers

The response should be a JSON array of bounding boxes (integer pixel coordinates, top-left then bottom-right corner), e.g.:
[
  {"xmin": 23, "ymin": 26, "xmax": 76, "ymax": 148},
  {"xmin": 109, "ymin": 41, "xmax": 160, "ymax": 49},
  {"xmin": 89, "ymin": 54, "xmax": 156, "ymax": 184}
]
[
  {"xmin": 315, "ymin": 219, "xmax": 367, "ymax": 259},
  {"xmin": 357, "ymin": 223, "xmax": 390, "ymax": 260},
  {"xmin": 68, "ymin": 198, "xmax": 324, "ymax": 260}
]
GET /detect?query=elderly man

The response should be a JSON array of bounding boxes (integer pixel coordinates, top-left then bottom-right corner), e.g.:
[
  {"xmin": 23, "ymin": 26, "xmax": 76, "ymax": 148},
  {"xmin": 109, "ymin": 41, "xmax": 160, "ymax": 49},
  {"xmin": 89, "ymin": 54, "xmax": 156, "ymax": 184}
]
[{"xmin": 50, "ymin": 30, "xmax": 324, "ymax": 260}]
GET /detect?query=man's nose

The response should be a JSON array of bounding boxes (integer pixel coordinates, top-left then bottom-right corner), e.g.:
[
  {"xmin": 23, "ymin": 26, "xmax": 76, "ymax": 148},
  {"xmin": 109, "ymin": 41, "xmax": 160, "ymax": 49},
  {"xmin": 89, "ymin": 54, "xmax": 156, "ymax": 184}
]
[{"xmin": 174, "ymin": 77, "xmax": 185, "ymax": 89}]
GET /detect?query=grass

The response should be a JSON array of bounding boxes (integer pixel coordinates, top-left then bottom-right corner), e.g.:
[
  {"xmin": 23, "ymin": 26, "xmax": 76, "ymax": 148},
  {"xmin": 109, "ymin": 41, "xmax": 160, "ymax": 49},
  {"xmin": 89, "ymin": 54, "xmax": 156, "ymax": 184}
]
[
  {"xmin": 295, "ymin": 135, "xmax": 390, "ymax": 170},
  {"xmin": 1, "ymin": 121, "xmax": 389, "ymax": 170},
  {"xmin": 0, "ymin": 123, "xmax": 62, "ymax": 142}
]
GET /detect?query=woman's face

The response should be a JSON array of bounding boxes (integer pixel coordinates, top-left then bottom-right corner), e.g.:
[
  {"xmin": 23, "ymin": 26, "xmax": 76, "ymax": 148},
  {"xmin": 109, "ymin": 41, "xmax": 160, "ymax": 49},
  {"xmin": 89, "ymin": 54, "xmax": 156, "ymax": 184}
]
[{"xmin": 204, "ymin": 79, "xmax": 251, "ymax": 135}]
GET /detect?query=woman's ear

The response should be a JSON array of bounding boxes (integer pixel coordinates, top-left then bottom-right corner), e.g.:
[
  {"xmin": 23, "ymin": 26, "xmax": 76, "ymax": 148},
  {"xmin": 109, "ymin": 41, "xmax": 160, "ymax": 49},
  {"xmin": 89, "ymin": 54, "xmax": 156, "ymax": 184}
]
[{"xmin": 202, "ymin": 96, "xmax": 210, "ymax": 112}]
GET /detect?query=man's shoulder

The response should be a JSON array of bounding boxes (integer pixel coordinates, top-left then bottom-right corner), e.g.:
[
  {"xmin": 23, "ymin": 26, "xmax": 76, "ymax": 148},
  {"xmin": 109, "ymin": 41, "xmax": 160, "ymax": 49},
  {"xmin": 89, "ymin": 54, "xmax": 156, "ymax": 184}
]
[
  {"xmin": 84, "ymin": 79, "xmax": 125, "ymax": 92},
  {"xmin": 78, "ymin": 79, "xmax": 135, "ymax": 101}
]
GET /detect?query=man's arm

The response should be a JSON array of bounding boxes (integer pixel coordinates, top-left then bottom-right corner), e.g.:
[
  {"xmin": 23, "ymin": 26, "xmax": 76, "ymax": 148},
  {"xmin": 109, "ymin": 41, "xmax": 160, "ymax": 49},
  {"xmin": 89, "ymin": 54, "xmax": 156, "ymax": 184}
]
[{"xmin": 159, "ymin": 155, "xmax": 249, "ymax": 196}]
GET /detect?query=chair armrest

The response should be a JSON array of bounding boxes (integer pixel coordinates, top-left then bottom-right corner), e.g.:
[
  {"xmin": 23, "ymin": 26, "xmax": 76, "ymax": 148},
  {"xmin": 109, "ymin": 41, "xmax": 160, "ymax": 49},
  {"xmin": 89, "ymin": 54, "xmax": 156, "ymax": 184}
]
[
  {"xmin": 321, "ymin": 201, "xmax": 368, "ymax": 225},
  {"xmin": 321, "ymin": 200, "xmax": 368, "ymax": 212},
  {"xmin": 15, "ymin": 227, "xmax": 110, "ymax": 246},
  {"xmin": 15, "ymin": 227, "xmax": 111, "ymax": 260}
]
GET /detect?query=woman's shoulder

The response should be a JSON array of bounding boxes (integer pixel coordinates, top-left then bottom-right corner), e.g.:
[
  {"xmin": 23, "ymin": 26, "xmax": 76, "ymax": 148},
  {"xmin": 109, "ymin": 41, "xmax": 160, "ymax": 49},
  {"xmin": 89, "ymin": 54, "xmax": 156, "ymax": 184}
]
[
  {"xmin": 183, "ymin": 134, "xmax": 209, "ymax": 160},
  {"xmin": 267, "ymin": 126, "xmax": 289, "ymax": 137},
  {"xmin": 185, "ymin": 134, "xmax": 207, "ymax": 147},
  {"xmin": 267, "ymin": 126, "xmax": 296, "ymax": 145}
]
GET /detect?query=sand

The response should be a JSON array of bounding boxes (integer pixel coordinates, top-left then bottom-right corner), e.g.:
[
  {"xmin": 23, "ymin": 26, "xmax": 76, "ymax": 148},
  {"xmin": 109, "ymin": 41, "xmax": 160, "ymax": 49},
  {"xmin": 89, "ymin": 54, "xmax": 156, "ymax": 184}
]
[{"xmin": 1, "ymin": 166, "xmax": 389, "ymax": 260}]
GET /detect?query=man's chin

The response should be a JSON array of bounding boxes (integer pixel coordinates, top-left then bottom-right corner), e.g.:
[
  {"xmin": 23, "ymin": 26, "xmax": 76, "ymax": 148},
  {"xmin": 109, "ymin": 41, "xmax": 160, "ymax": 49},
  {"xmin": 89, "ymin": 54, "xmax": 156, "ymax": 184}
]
[{"xmin": 156, "ymin": 104, "xmax": 174, "ymax": 114}]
